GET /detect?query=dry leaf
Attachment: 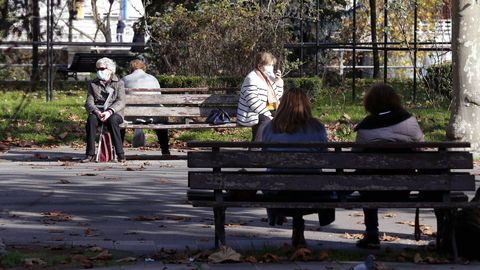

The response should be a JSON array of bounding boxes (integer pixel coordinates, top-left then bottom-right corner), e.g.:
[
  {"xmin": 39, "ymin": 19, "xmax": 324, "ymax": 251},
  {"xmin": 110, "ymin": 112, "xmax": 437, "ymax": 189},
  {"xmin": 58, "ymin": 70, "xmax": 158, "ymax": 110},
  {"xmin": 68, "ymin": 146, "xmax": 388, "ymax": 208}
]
[
  {"xmin": 88, "ymin": 247, "xmax": 103, "ymax": 252},
  {"xmin": 342, "ymin": 233, "xmax": 364, "ymax": 239},
  {"xmin": 413, "ymin": 253, "xmax": 423, "ymax": 263},
  {"xmin": 80, "ymin": 173, "xmax": 97, "ymax": 176},
  {"xmin": 24, "ymin": 258, "xmax": 47, "ymax": 267},
  {"xmin": 318, "ymin": 250, "xmax": 328, "ymax": 261},
  {"xmin": 208, "ymin": 246, "xmax": 241, "ymax": 263},
  {"xmin": 380, "ymin": 233, "xmax": 399, "ymax": 242},
  {"xmin": 59, "ymin": 132, "xmax": 68, "ymax": 139},
  {"xmin": 383, "ymin": 213, "xmax": 397, "ymax": 218},
  {"xmin": 290, "ymin": 248, "xmax": 311, "ymax": 261},
  {"xmin": 243, "ymin": 256, "xmax": 257, "ymax": 263},
  {"xmin": 396, "ymin": 221, "xmax": 415, "ymax": 226},
  {"xmin": 42, "ymin": 211, "xmax": 72, "ymax": 221},
  {"xmin": 349, "ymin": 212, "xmax": 364, "ymax": 217},
  {"xmin": 116, "ymin": 257, "xmax": 137, "ymax": 263},
  {"xmin": 261, "ymin": 253, "xmax": 280, "ymax": 263},
  {"xmin": 57, "ymin": 179, "xmax": 71, "ymax": 184},
  {"xmin": 90, "ymin": 250, "xmax": 112, "ymax": 260}
]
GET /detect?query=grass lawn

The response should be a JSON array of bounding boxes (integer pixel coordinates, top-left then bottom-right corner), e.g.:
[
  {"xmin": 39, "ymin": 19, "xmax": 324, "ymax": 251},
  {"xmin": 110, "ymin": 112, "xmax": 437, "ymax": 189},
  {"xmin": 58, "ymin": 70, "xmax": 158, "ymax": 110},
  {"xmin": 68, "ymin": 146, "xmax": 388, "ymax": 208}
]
[{"xmin": 0, "ymin": 88, "xmax": 450, "ymax": 147}]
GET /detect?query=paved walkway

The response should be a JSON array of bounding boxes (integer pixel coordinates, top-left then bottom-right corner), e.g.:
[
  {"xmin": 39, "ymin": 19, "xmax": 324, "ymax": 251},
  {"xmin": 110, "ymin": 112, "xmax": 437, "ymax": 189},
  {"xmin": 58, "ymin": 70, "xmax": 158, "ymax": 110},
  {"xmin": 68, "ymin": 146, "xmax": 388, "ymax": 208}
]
[{"xmin": 0, "ymin": 146, "xmax": 479, "ymax": 269}]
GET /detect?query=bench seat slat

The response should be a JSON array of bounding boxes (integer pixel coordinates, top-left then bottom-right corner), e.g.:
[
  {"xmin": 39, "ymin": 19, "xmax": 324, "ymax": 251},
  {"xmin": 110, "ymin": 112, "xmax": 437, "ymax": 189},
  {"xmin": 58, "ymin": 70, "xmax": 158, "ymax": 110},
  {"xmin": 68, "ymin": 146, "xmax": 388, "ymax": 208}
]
[
  {"xmin": 123, "ymin": 106, "xmax": 237, "ymax": 117},
  {"xmin": 126, "ymin": 94, "xmax": 239, "ymax": 105},
  {"xmin": 188, "ymin": 151, "xmax": 473, "ymax": 169},
  {"xmin": 188, "ymin": 172, "xmax": 475, "ymax": 191}
]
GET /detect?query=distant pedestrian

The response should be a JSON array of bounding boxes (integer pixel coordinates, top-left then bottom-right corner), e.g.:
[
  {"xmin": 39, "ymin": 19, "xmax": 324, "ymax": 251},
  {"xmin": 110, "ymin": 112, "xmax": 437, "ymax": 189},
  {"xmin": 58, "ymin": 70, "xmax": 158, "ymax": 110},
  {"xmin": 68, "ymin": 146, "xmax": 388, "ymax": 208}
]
[
  {"xmin": 116, "ymin": 20, "xmax": 126, "ymax": 42},
  {"xmin": 130, "ymin": 22, "xmax": 145, "ymax": 53}
]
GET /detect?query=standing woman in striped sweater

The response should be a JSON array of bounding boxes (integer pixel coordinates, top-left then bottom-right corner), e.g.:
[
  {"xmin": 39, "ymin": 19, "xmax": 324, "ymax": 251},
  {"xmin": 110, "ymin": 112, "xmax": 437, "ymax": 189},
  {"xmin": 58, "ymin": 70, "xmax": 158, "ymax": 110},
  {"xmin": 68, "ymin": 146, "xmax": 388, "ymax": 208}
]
[{"xmin": 236, "ymin": 52, "xmax": 284, "ymax": 140}]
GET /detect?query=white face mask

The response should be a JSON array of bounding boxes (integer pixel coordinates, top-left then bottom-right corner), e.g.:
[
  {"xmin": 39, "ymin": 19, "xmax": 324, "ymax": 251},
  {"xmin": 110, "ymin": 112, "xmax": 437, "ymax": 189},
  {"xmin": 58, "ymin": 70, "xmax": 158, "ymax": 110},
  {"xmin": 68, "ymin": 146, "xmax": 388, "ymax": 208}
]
[
  {"xmin": 97, "ymin": 69, "xmax": 111, "ymax": 81},
  {"xmin": 262, "ymin": 65, "xmax": 276, "ymax": 81}
]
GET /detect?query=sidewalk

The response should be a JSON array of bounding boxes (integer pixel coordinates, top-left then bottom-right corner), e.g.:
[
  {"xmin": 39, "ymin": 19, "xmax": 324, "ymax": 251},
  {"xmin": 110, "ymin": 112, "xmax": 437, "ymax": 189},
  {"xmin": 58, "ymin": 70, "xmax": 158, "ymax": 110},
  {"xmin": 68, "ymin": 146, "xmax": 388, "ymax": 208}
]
[{"xmin": 0, "ymin": 146, "xmax": 479, "ymax": 269}]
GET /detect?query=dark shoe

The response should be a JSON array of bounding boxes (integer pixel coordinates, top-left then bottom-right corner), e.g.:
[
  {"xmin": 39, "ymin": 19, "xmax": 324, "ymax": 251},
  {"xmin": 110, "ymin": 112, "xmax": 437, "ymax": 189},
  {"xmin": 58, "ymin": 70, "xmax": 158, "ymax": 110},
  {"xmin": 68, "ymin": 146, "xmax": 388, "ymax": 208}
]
[
  {"xmin": 356, "ymin": 237, "xmax": 380, "ymax": 249},
  {"xmin": 81, "ymin": 155, "xmax": 95, "ymax": 163},
  {"xmin": 161, "ymin": 150, "xmax": 171, "ymax": 155},
  {"xmin": 117, "ymin": 154, "xmax": 126, "ymax": 163}
]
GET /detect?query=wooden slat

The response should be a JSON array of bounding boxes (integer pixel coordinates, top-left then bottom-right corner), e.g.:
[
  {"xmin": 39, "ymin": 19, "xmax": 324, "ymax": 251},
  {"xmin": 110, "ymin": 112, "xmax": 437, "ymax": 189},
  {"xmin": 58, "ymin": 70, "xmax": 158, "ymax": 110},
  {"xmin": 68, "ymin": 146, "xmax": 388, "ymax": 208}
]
[
  {"xmin": 188, "ymin": 172, "xmax": 475, "ymax": 191},
  {"xmin": 120, "ymin": 122, "xmax": 241, "ymax": 129},
  {"xmin": 187, "ymin": 141, "xmax": 471, "ymax": 149},
  {"xmin": 126, "ymin": 87, "xmax": 238, "ymax": 94},
  {"xmin": 188, "ymin": 151, "xmax": 473, "ymax": 169},
  {"xmin": 190, "ymin": 200, "xmax": 477, "ymax": 209},
  {"xmin": 126, "ymin": 88, "xmax": 210, "ymax": 93},
  {"xmin": 126, "ymin": 94, "xmax": 239, "ymax": 105},
  {"xmin": 124, "ymin": 106, "xmax": 237, "ymax": 117}
]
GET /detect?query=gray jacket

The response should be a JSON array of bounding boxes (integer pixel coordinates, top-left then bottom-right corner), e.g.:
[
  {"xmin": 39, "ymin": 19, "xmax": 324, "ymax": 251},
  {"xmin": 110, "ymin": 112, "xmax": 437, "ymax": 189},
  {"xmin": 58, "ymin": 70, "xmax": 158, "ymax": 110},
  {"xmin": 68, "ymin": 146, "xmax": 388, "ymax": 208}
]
[
  {"xmin": 355, "ymin": 116, "xmax": 424, "ymax": 143},
  {"xmin": 85, "ymin": 75, "xmax": 125, "ymax": 118},
  {"xmin": 122, "ymin": 69, "xmax": 160, "ymax": 89}
]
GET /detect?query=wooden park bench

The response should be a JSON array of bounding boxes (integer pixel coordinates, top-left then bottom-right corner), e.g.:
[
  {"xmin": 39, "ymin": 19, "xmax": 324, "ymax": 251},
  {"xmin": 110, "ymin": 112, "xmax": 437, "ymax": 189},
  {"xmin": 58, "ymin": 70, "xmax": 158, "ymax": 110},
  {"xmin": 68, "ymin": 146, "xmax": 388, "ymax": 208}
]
[
  {"xmin": 120, "ymin": 87, "xmax": 241, "ymax": 130},
  {"xmin": 65, "ymin": 53, "xmax": 137, "ymax": 80},
  {"xmin": 187, "ymin": 141, "xmax": 478, "ymax": 257}
]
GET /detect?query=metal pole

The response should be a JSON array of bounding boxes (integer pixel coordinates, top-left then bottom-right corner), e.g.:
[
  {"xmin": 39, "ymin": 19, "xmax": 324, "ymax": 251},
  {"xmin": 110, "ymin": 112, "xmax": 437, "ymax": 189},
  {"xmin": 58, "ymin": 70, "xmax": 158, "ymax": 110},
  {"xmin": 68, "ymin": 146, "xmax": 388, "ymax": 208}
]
[
  {"xmin": 383, "ymin": 0, "xmax": 388, "ymax": 82},
  {"xmin": 413, "ymin": 0, "xmax": 418, "ymax": 103},
  {"xmin": 352, "ymin": 0, "xmax": 357, "ymax": 100},
  {"xmin": 316, "ymin": 0, "xmax": 320, "ymax": 76},
  {"xmin": 300, "ymin": 0, "xmax": 304, "ymax": 76},
  {"xmin": 48, "ymin": 0, "xmax": 54, "ymax": 101},
  {"xmin": 46, "ymin": 0, "xmax": 51, "ymax": 101}
]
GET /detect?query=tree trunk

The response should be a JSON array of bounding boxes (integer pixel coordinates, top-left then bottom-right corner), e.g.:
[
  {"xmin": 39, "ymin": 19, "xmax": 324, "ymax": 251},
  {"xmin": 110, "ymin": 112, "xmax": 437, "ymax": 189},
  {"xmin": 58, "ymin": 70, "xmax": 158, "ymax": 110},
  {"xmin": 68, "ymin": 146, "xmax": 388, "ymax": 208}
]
[
  {"xmin": 447, "ymin": 1, "xmax": 480, "ymax": 152},
  {"xmin": 369, "ymin": 0, "xmax": 380, "ymax": 78}
]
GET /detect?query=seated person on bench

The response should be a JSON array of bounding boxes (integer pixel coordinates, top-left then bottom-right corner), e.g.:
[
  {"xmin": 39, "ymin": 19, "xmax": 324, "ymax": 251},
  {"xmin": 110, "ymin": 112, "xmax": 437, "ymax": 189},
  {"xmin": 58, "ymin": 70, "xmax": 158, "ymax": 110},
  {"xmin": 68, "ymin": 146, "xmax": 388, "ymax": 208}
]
[
  {"xmin": 354, "ymin": 83, "xmax": 424, "ymax": 249},
  {"xmin": 121, "ymin": 59, "xmax": 170, "ymax": 155},
  {"xmin": 260, "ymin": 88, "xmax": 335, "ymax": 247},
  {"xmin": 82, "ymin": 57, "xmax": 126, "ymax": 163}
]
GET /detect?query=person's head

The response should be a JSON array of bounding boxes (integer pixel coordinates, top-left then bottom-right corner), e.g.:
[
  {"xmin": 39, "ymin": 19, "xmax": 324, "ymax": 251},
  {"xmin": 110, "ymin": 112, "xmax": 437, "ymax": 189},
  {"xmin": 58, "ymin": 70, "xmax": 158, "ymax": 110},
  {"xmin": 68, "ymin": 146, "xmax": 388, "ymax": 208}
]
[
  {"xmin": 363, "ymin": 83, "xmax": 404, "ymax": 115},
  {"xmin": 96, "ymin": 57, "xmax": 116, "ymax": 81},
  {"xmin": 271, "ymin": 88, "xmax": 315, "ymax": 134},
  {"xmin": 254, "ymin": 52, "xmax": 277, "ymax": 80},
  {"xmin": 129, "ymin": 59, "xmax": 146, "ymax": 73}
]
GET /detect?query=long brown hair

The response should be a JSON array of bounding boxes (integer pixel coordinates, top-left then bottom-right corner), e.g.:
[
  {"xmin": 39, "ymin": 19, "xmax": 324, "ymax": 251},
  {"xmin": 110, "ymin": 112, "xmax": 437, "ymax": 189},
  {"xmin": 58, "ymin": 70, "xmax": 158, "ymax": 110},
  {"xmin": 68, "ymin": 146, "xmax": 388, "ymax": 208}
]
[{"xmin": 272, "ymin": 88, "xmax": 317, "ymax": 133}]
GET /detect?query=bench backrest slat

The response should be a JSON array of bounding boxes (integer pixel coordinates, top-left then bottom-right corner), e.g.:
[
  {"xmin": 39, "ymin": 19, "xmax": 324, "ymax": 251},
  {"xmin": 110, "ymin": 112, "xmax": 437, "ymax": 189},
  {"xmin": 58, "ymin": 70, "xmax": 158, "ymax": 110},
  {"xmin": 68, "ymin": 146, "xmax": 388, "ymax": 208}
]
[
  {"xmin": 126, "ymin": 88, "xmax": 211, "ymax": 94},
  {"xmin": 188, "ymin": 172, "xmax": 475, "ymax": 191},
  {"xmin": 188, "ymin": 151, "xmax": 473, "ymax": 170},
  {"xmin": 124, "ymin": 106, "xmax": 237, "ymax": 117},
  {"xmin": 126, "ymin": 94, "xmax": 239, "ymax": 105}
]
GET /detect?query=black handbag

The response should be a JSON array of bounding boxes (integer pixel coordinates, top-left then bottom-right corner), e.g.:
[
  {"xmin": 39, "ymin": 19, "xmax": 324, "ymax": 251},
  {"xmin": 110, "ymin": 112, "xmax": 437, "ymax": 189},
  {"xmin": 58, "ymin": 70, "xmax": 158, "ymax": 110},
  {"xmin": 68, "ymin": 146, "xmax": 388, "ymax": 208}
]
[{"xmin": 207, "ymin": 108, "xmax": 231, "ymax": 125}]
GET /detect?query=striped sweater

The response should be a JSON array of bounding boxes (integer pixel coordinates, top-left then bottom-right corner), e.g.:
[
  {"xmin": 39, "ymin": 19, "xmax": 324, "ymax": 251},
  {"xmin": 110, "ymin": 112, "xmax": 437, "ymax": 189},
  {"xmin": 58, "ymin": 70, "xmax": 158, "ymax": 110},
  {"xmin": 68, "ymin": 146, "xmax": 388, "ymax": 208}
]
[{"xmin": 236, "ymin": 70, "xmax": 284, "ymax": 126}]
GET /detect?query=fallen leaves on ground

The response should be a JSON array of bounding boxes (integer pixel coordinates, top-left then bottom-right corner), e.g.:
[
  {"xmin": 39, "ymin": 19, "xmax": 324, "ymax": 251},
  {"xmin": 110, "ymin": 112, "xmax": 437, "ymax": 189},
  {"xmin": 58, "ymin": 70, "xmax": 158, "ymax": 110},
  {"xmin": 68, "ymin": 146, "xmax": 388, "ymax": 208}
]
[
  {"xmin": 42, "ymin": 211, "xmax": 73, "ymax": 222},
  {"xmin": 396, "ymin": 221, "xmax": 435, "ymax": 236},
  {"xmin": 126, "ymin": 166, "xmax": 146, "ymax": 171},
  {"xmin": 380, "ymin": 233, "xmax": 399, "ymax": 242},
  {"xmin": 290, "ymin": 248, "xmax": 311, "ymax": 261},
  {"xmin": 342, "ymin": 233, "xmax": 364, "ymax": 239}
]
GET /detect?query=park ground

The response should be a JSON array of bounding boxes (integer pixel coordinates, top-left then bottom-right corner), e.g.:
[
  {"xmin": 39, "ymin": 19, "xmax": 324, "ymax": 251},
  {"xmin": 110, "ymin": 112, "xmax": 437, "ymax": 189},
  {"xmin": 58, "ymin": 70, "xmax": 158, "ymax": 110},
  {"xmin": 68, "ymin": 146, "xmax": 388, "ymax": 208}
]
[{"xmin": 0, "ymin": 146, "xmax": 479, "ymax": 269}]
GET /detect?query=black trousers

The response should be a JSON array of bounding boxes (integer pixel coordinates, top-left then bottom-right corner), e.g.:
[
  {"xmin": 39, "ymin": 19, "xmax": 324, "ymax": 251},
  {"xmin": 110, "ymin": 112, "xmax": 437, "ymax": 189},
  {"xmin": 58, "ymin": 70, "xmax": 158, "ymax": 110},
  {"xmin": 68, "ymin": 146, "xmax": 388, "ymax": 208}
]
[{"xmin": 85, "ymin": 113, "xmax": 124, "ymax": 157}]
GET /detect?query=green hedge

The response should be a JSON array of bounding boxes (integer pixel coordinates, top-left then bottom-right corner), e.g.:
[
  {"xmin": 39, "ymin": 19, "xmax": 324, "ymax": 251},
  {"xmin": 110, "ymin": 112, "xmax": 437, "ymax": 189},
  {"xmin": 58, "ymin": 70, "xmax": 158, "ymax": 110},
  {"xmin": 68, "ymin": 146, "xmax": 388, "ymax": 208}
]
[{"xmin": 0, "ymin": 76, "xmax": 324, "ymax": 99}]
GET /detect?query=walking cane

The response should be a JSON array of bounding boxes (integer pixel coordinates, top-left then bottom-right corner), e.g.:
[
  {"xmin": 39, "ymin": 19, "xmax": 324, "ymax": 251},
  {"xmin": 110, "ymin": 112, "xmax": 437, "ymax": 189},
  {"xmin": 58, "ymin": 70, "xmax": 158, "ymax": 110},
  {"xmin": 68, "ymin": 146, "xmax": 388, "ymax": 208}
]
[{"xmin": 95, "ymin": 87, "xmax": 114, "ymax": 162}]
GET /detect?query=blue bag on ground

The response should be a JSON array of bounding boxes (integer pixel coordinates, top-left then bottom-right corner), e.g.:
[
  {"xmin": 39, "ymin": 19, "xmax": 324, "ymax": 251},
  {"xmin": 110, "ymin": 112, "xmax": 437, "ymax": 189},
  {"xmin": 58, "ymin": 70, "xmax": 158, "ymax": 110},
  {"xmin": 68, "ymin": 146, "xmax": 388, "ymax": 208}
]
[{"xmin": 207, "ymin": 108, "xmax": 231, "ymax": 125}]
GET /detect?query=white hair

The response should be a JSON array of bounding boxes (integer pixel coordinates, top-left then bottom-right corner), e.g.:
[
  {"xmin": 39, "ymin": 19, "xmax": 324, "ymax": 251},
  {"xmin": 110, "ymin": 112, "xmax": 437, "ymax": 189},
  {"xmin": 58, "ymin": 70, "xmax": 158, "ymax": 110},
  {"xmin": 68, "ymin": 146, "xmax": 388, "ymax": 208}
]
[{"xmin": 96, "ymin": 57, "xmax": 116, "ymax": 73}]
